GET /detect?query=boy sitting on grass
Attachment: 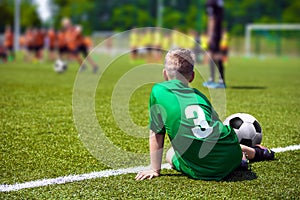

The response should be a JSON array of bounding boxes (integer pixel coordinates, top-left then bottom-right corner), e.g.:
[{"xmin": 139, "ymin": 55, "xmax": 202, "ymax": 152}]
[{"xmin": 136, "ymin": 48, "xmax": 274, "ymax": 181}]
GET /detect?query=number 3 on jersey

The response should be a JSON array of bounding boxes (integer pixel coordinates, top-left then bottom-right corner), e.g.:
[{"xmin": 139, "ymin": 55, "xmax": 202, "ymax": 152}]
[{"xmin": 185, "ymin": 105, "xmax": 213, "ymax": 138}]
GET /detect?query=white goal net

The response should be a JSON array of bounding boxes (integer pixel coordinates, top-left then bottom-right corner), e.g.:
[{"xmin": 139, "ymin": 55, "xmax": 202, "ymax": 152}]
[{"xmin": 245, "ymin": 24, "xmax": 300, "ymax": 57}]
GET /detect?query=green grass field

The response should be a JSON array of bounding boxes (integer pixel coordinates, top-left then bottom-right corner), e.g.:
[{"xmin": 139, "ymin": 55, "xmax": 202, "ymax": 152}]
[{"xmin": 0, "ymin": 55, "xmax": 299, "ymax": 199}]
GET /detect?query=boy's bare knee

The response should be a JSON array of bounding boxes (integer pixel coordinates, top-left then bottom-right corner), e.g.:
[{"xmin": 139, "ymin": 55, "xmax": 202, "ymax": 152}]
[{"xmin": 166, "ymin": 147, "xmax": 175, "ymax": 168}]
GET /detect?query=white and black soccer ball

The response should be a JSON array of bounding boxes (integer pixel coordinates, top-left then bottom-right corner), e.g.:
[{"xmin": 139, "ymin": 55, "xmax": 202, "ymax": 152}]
[
  {"xmin": 54, "ymin": 59, "xmax": 67, "ymax": 73},
  {"xmin": 223, "ymin": 113, "xmax": 262, "ymax": 147}
]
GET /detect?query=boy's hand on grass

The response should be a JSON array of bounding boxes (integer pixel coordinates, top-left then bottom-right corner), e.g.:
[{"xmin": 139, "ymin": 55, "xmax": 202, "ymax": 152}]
[{"xmin": 135, "ymin": 169, "xmax": 160, "ymax": 180}]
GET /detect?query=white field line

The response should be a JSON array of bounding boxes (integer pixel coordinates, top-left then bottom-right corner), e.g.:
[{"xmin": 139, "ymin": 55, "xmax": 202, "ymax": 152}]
[
  {"xmin": 1, "ymin": 144, "xmax": 300, "ymax": 192},
  {"xmin": 0, "ymin": 164, "xmax": 171, "ymax": 192},
  {"xmin": 271, "ymin": 144, "xmax": 300, "ymax": 153}
]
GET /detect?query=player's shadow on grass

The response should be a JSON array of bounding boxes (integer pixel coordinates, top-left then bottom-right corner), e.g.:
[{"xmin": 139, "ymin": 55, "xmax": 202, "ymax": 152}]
[
  {"xmin": 223, "ymin": 170, "xmax": 257, "ymax": 182},
  {"xmin": 160, "ymin": 173, "xmax": 186, "ymax": 178},
  {"xmin": 161, "ymin": 170, "xmax": 257, "ymax": 182},
  {"xmin": 229, "ymin": 86, "xmax": 267, "ymax": 90}
]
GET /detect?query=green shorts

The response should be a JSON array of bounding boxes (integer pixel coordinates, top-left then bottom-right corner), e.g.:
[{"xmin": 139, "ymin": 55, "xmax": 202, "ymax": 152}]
[{"xmin": 171, "ymin": 144, "xmax": 242, "ymax": 181}]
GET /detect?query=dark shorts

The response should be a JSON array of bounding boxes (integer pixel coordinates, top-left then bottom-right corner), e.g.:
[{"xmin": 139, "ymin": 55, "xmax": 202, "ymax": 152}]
[
  {"xmin": 69, "ymin": 48, "xmax": 79, "ymax": 56},
  {"xmin": 77, "ymin": 45, "xmax": 88, "ymax": 57},
  {"xmin": 146, "ymin": 45, "xmax": 152, "ymax": 52},
  {"xmin": 58, "ymin": 46, "xmax": 69, "ymax": 54},
  {"xmin": 131, "ymin": 47, "xmax": 138, "ymax": 55},
  {"xmin": 153, "ymin": 46, "xmax": 162, "ymax": 52},
  {"xmin": 221, "ymin": 48, "xmax": 228, "ymax": 56},
  {"xmin": 49, "ymin": 46, "xmax": 56, "ymax": 51},
  {"xmin": 27, "ymin": 46, "xmax": 35, "ymax": 52},
  {"xmin": 34, "ymin": 45, "xmax": 43, "ymax": 53},
  {"xmin": 0, "ymin": 52, "xmax": 7, "ymax": 59},
  {"xmin": 209, "ymin": 36, "xmax": 221, "ymax": 53},
  {"xmin": 7, "ymin": 46, "xmax": 13, "ymax": 52}
]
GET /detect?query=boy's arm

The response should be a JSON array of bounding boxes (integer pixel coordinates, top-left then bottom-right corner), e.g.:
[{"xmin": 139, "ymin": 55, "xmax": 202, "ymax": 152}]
[{"xmin": 135, "ymin": 130, "xmax": 165, "ymax": 180}]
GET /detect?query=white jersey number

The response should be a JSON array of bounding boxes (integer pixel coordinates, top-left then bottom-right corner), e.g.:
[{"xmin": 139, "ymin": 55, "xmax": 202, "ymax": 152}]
[{"xmin": 185, "ymin": 105, "xmax": 213, "ymax": 138}]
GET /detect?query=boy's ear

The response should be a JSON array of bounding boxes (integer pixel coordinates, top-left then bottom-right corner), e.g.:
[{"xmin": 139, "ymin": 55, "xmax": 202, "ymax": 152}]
[
  {"xmin": 163, "ymin": 69, "xmax": 168, "ymax": 81},
  {"xmin": 189, "ymin": 71, "xmax": 195, "ymax": 83}
]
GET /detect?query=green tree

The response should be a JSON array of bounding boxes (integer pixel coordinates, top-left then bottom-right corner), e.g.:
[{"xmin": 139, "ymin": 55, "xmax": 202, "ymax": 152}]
[
  {"xmin": 282, "ymin": 0, "xmax": 300, "ymax": 22},
  {"xmin": 0, "ymin": 0, "xmax": 41, "ymax": 32},
  {"xmin": 51, "ymin": 0, "xmax": 94, "ymax": 32},
  {"xmin": 0, "ymin": 0, "xmax": 14, "ymax": 31},
  {"xmin": 111, "ymin": 5, "xmax": 153, "ymax": 31},
  {"xmin": 21, "ymin": 0, "xmax": 41, "ymax": 28},
  {"xmin": 162, "ymin": 7, "xmax": 183, "ymax": 30},
  {"xmin": 48, "ymin": 0, "xmax": 298, "ymax": 35}
]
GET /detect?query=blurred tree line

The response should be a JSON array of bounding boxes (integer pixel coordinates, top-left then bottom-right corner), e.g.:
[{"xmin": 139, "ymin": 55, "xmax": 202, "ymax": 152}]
[
  {"xmin": 0, "ymin": 0, "xmax": 299, "ymax": 35},
  {"xmin": 0, "ymin": 0, "xmax": 41, "ymax": 32},
  {"xmin": 50, "ymin": 0, "xmax": 299, "ymax": 35}
]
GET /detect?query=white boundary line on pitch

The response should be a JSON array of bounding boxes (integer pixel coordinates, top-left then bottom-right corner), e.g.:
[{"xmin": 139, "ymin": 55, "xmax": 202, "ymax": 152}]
[{"xmin": 1, "ymin": 144, "xmax": 300, "ymax": 192}]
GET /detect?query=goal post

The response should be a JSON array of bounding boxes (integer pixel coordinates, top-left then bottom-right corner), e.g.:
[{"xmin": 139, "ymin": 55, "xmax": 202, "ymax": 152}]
[
  {"xmin": 245, "ymin": 24, "xmax": 300, "ymax": 57},
  {"xmin": 14, "ymin": 0, "xmax": 21, "ymax": 52}
]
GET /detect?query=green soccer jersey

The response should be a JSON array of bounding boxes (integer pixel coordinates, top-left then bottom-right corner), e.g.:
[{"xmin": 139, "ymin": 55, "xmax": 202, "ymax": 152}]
[{"xmin": 149, "ymin": 79, "xmax": 242, "ymax": 180}]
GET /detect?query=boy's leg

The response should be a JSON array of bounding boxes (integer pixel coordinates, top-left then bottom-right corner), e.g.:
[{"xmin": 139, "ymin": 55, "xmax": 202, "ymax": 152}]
[
  {"xmin": 166, "ymin": 147, "xmax": 175, "ymax": 168},
  {"xmin": 209, "ymin": 59, "xmax": 215, "ymax": 82},
  {"xmin": 87, "ymin": 56, "xmax": 99, "ymax": 73},
  {"xmin": 240, "ymin": 144, "xmax": 275, "ymax": 162},
  {"xmin": 251, "ymin": 145, "xmax": 275, "ymax": 162},
  {"xmin": 240, "ymin": 144, "xmax": 255, "ymax": 159}
]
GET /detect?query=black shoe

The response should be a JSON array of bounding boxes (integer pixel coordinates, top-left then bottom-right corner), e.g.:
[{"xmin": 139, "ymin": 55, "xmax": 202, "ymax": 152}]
[
  {"xmin": 93, "ymin": 66, "xmax": 99, "ymax": 74},
  {"xmin": 252, "ymin": 145, "xmax": 275, "ymax": 162},
  {"xmin": 79, "ymin": 65, "xmax": 87, "ymax": 72},
  {"xmin": 237, "ymin": 159, "xmax": 250, "ymax": 171}
]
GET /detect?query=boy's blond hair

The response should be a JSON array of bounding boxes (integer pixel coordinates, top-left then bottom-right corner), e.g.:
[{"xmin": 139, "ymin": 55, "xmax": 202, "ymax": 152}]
[{"xmin": 165, "ymin": 48, "xmax": 194, "ymax": 80}]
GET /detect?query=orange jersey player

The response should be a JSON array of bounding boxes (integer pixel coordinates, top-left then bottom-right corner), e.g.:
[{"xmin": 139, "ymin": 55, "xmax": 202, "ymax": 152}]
[
  {"xmin": 77, "ymin": 33, "xmax": 89, "ymax": 57},
  {"xmin": 84, "ymin": 37, "xmax": 93, "ymax": 50},
  {"xmin": 75, "ymin": 25, "xmax": 99, "ymax": 73},
  {"xmin": 24, "ymin": 28, "xmax": 35, "ymax": 62},
  {"xmin": 19, "ymin": 35, "xmax": 26, "ymax": 49},
  {"xmin": 60, "ymin": 18, "xmax": 84, "ymax": 69},
  {"xmin": 4, "ymin": 26, "xmax": 13, "ymax": 49},
  {"xmin": 47, "ymin": 28, "xmax": 57, "ymax": 61},
  {"xmin": 48, "ymin": 28, "xmax": 57, "ymax": 51},
  {"xmin": 4, "ymin": 25, "xmax": 14, "ymax": 61},
  {"xmin": 64, "ymin": 24, "xmax": 82, "ymax": 57},
  {"xmin": 34, "ymin": 28, "xmax": 46, "ymax": 60},
  {"xmin": 25, "ymin": 28, "xmax": 35, "ymax": 51},
  {"xmin": 0, "ymin": 42, "xmax": 8, "ymax": 63},
  {"xmin": 57, "ymin": 29, "xmax": 68, "ymax": 58}
]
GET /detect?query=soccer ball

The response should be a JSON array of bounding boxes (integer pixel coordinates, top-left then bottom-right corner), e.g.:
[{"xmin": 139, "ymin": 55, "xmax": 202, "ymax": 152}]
[
  {"xmin": 223, "ymin": 113, "xmax": 262, "ymax": 147},
  {"xmin": 54, "ymin": 59, "xmax": 67, "ymax": 73}
]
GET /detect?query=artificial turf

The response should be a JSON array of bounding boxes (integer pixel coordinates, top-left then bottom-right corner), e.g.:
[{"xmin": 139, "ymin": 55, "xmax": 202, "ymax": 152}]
[{"xmin": 0, "ymin": 55, "xmax": 299, "ymax": 199}]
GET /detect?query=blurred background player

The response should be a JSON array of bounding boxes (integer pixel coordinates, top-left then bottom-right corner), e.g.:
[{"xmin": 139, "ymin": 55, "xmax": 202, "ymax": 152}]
[
  {"xmin": 24, "ymin": 27, "xmax": 35, "ymax": 62},
  {"xmin": 144, "ymin": 29, "xmax": 152, "ymax": 61},
  {"xmin": 0, "ymin": 40, "xmax": 8, "ymax": 63},
  {"xmin": 130, "ymin": 29, "xmax": 139, "ymax": 62},
  {"xmin": 136, "ymin": 29, "xmax": 147, "ymax": 59},
  {"xmin": 220, "ymin": 29, "xmax": 229, "ymax": 67},
  {"xmin": 34, "ymin": 28, "xmax": 46, "ymax": 62},
  {"xmin": 203, "ymin": 0, "xmax": 226, "ymax": 88},
  {"xmin": 200, "ymin": 31, "xmax": 209, "ymax": 64},
  {"xmin": 161, "ymin": 32, "xmax": 171, "ymax": 53},
  {"xmin": 57, "ymin": 28, "xmax": 68, "ymax": 61},
  {"xmin": 186, "ymin": 29, "xmax": 195, "ymax": 53},
  {"xmin": 4, "ymin": 25, "xmax": 14, "ymax": 61},
  {"xmin": 75, "ymin": 25, "xmax": 99, "ymax": 73},
  {"xmin": 46, "ymin": 27, "xmax": 57, "ymax": 61},
  {"xmin": 153, "ymin": 29, "xmax": 162, "ymax": 62},
  {"xmin": 62, "ymin": 18, "xmax": 83, "ymax": 68},
  {"xmin": 19, "ymin": 34, "xmax": 26, "ymax": 61},
  {"xmin": 171, "ymin": 29, "xmax": 180, "ymax": 49},
  {"xmin": 105, "ymin": 34, "xmax": 113, "ymax": 56},
  {"xmin": 187, "ymin": 29, "xmax": 201, "ymax": 63}
]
